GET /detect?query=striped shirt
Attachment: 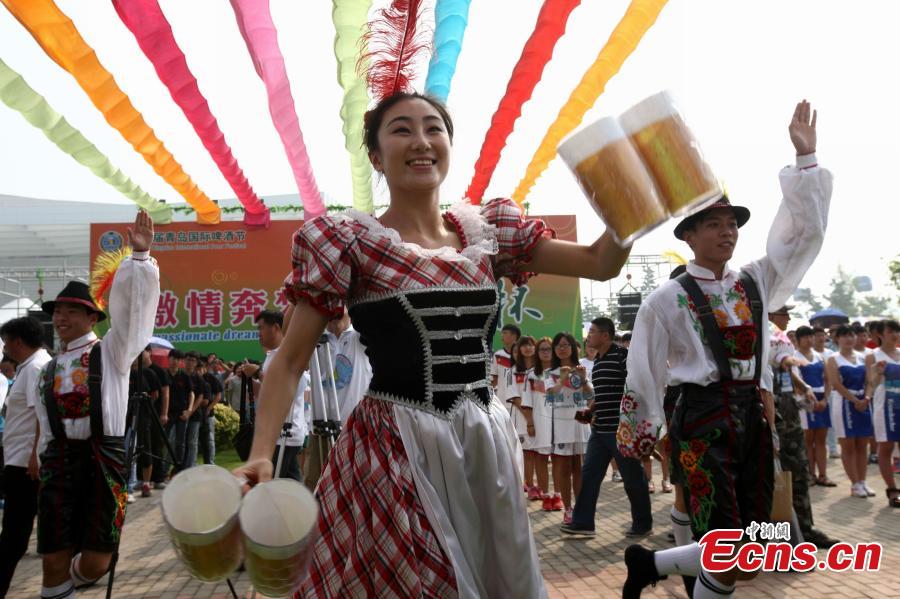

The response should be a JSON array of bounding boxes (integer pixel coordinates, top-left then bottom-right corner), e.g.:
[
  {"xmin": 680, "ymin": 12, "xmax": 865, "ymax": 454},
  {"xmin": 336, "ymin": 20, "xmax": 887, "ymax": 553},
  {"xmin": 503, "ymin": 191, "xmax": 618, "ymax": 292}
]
[{"xmin": 590, "ymin": 343, "xmax": 628, "ymax": 434}]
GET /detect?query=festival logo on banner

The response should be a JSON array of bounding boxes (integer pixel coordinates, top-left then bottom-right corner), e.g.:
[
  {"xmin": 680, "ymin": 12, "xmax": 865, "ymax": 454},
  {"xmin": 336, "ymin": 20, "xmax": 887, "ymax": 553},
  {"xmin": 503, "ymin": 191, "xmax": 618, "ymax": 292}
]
[{"xmin": 90, "ymin": 213, "xmax": 580, "ymax": 361}]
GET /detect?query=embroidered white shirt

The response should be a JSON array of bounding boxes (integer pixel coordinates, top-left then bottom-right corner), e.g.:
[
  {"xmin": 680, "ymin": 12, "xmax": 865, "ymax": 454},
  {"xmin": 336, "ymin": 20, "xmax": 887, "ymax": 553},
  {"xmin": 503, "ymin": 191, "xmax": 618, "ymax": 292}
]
[
  {"xmin": 618, "ymin": 155, "xmax": 831, "ymax": 457},
  {"xmin": 35, "ymin": 252, "xmax": 160, "ymax": 448}
]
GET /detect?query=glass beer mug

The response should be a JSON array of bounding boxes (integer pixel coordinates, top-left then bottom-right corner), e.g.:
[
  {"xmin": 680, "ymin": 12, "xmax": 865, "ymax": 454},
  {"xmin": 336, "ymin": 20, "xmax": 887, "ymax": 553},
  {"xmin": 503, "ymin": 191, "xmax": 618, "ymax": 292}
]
[
  {"xmin": 161, "ymin": 465, "xmax": 244, "ymax": 581},
  {"xmin": 619, "ymin": 91, "xmax": 722, "ymax": 216},
  {"xmin": 558, "ymin": 116, "xmax": 668, "ymax": 246},
  {"xmin": 240, "ymin": 478, "xmax": 320, "ymax": 597}
]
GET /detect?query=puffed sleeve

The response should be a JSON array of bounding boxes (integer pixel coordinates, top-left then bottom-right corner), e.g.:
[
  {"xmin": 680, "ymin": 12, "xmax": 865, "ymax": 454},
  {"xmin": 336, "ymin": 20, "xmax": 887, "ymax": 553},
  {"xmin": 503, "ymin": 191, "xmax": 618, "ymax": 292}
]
[
  {"xmin": 283, "ymin": 216, "xmax": 356, "ymax": 320},
  {"xmin": 745, "ymin": 154, "xmax": 832, "ymax": 310},
  {"xmin": 481, "ymin": 198, "xmax": 555, "ymax": 286},
  {"xmin": 104, "ymin": 251, "xmax": 160, "ymax": 373},
  {"xmin": 617, "ymin": 302, "xmax": 668, "ymax": 458}
]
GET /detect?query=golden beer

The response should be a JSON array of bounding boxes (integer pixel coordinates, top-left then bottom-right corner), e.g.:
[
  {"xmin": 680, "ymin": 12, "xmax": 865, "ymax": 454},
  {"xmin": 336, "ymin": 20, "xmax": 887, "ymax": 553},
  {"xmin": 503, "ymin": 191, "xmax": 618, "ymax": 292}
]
[
  {"xmin": 620, "ymin": 91, "xmax": 722, "ymax": 216},
  {"xmin": 240, "ymin": 479, "xmax": 319, "ymax": 597},
  {"xmin": 559, "ymin": 117, "xmax": 668, "ymax": 246},
  {"xmin": 161, "ymin": 465, "xmax": 244, "ymax": 582}
]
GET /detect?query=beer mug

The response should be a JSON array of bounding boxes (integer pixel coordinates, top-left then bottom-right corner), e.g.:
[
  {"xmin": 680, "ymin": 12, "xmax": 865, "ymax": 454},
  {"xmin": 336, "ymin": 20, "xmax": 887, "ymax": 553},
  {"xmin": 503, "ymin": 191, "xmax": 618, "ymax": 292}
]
[
  {"xmin": 620, "ymin": 91, "xmax": 722, "ymax": 216},
  {"xmin": 558, "ymin": 116, "xmax": 668, "ymax": 246},
  {"xmin": 240, "ymin": 479, "xmax": 320, "ymax": 597},
  {"xmin": 161, "ymin": 465, "xmax": 244, "ymax": 581}
]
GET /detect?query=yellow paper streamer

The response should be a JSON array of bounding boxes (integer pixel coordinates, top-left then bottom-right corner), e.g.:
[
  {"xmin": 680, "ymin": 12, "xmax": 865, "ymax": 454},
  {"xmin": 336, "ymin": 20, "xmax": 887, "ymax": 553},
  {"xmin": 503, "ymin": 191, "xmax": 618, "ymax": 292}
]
[
  {"xmin": 661, "ymin": 250, "xmax": 687, "ymax": 266},
  {"xmin": 512, "ymin": 0, "xmax": 668, "ymax": 203},
  {"xmin": 2, "ymin": 0, "xmax": 221, "ymax": 224},
  {"xmin": 333, "ymin": 0, "xmax": 374, "ymax": 212},
  {"xmin": 0, "ymin": 58, "xmax": 172, "ymax": 223}
]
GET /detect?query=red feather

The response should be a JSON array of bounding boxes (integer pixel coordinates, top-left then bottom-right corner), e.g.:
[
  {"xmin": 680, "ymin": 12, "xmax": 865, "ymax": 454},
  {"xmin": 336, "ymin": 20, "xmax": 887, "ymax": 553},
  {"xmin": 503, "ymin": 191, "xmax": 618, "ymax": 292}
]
[{"xmin": 361, "ymin": 0, "xmax": 430, "ymax": 102}]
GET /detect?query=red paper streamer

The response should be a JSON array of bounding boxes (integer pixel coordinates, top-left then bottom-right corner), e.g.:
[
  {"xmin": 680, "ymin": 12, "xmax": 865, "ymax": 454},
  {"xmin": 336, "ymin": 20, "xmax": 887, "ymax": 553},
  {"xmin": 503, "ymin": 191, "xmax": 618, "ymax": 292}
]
[
  {"xmin": 465, "ymin": 0, "xmax": 581, "ymax": 204},
  {"xmin": 112, "ymin": 0, "xmax": 269, "ymax": 227}
]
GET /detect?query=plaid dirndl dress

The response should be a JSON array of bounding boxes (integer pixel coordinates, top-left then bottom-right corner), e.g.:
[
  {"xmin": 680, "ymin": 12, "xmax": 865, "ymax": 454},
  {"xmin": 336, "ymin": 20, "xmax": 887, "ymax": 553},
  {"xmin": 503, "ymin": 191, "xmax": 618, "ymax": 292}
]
[{"xmin": 285, "ymin": 199, "xmax": 552, "ymax": 598}]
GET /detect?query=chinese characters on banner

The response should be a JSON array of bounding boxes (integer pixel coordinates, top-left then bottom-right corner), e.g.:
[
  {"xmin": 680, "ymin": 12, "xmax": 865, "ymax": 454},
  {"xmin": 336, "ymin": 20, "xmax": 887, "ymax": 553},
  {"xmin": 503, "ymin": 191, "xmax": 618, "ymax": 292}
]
[{"xmin": 90, "ymin": 213, "xmax": 580, "ymax": 361}]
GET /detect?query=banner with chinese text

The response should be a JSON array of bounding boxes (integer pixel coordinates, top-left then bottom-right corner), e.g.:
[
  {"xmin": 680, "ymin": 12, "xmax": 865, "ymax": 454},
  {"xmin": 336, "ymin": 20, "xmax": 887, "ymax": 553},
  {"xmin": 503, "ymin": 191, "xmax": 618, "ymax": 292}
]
[{"xmin": 90, "ymin": 214, "xmax": 580, "ymax": 362}]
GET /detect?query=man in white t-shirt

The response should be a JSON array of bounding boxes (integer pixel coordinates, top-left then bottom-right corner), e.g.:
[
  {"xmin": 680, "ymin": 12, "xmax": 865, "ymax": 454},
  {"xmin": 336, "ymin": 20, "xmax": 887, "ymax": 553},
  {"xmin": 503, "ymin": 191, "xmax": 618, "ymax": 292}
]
[
  {"xmin": 323, "ymin": 308, "xmax": 372, "ymax": 424},
  {"xmin": 242, "ymin": 309, "xmax": 309, "ymax": 482},
  {"xmin": 491, "ymin": 324, "xmax": 520, "ymax": 403},
  {"xmin": 0, "ymin": 316, "xmax": 52, "ymax": 596}
]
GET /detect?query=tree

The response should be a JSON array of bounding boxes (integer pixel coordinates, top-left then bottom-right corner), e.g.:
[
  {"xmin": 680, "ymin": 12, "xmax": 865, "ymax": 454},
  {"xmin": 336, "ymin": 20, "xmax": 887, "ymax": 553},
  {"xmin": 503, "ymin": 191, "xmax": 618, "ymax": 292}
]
[
  {"xmin": 824, "ymin": 266, "xmax": 858, "ymax": 317},
  {"xmin": 639, "ymin": 265, "xmax": 658, "ymax": 295},
  {"xmin": 807, "ymin": 294, "xmax": 825, "ymax": 313},
  {"xmin": 890, "ymin": 255, "xmax": 900, "ymax": 292},
  {"xmin": 581, "ymin": 296, "xmax": 606, "ymax": 322},
  {"xmin": 859, "ymin": 295, "xmax": 893, "ymax": 318}
]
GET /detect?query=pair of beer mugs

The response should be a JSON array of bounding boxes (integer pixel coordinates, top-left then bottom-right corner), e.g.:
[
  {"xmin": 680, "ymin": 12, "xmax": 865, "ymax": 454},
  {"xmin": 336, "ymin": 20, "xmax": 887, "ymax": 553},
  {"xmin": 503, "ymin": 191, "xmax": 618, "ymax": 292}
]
[
  {"xmin": 161, "ymin": 465, "xmax": 318, "ymax": 598},
  {"xmin": 559, "ymin": 91, "xmax": 722, "ymax": 246}
]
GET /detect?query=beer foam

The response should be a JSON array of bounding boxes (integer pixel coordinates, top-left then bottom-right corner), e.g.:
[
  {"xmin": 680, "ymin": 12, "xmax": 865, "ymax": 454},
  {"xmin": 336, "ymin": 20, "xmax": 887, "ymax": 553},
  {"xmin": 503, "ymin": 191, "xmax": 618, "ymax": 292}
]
[
  {"xmin": 162, "ymin": 465, "xmax": 242, "ymax": 535},
  {"xmin": 241, "ymin": 479, "xmax": 318, "ymax": 547},
  {"xmin": 619, "ymin": 90, "xmax": 681, "ymax": 134},
  {"xmin": 558, "ymin": 116, "xmax": 627, "ymax": 168}
]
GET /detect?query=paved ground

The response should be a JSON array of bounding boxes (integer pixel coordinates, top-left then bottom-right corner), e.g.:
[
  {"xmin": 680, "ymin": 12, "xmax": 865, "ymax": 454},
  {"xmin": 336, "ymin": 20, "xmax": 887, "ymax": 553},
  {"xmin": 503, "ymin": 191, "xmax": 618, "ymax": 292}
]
[{"xmin": 7, "ymin": 459, "xmax": 899, "ymax": 598}]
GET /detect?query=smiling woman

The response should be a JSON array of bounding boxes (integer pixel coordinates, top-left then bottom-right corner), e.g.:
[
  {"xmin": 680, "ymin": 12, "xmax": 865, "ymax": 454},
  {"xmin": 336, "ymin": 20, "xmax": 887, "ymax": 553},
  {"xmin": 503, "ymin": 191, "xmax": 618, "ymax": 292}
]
[{"xmin": 233, "ymin": 91, "xmax": 635, "ymax": 599}]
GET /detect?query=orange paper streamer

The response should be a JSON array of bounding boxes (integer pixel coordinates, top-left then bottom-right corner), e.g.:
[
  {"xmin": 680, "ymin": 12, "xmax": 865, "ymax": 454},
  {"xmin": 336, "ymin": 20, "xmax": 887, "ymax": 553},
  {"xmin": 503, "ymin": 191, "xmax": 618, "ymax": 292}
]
[
  {"xmin": 512, "ymin": 0, "xmax": 668, "ymax": 203},
  {"xmin": 2, "ymin": 0, "xmax": 221, "ymax": 224}
]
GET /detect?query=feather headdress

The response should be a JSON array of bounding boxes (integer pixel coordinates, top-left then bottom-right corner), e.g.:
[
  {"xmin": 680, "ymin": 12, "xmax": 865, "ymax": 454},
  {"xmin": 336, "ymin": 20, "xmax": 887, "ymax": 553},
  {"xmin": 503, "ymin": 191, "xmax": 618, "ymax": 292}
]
[
  {"xmin": 360, "ymin": 0, "xmax": 430, "ymax": 102},
  {"xmin": 90, "ymin": 247, "xmax": 132, "ymax": 311}
]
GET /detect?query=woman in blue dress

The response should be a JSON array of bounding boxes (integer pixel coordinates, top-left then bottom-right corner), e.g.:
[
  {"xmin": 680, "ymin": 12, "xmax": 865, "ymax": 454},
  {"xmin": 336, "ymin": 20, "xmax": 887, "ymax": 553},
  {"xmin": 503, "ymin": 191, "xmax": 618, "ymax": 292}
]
[
  {"xmin": 826, "ymin": 324, "xmax": 874, "ymax": 498},
  {"xmin": 866, "ymin": 319, "xmax": 900, "ymax": 507},
  {"xmin": 794, "ymin": 325, "xmax": 835, "ymax": 486}
]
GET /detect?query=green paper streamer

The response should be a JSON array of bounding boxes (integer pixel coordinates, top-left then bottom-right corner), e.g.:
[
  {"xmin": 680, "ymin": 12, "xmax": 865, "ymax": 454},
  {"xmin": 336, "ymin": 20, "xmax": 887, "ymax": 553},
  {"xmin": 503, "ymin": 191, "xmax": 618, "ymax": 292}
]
[
  {"xmin": 333, "ymin": 0, "xmax": 374, "ymax": 213},
  {"xmin": 0, "ymin": 57, "xmax": 172, "ymax": 223}
]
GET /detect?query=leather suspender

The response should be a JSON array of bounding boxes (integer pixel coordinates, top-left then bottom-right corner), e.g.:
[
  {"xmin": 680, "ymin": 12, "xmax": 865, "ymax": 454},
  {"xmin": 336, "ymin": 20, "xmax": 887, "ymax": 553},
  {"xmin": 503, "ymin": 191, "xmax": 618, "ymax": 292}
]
[
  {"xmin": 88, "ymin": 343, "xmax": 104, "ymax": 438},
  {"xmin": 676, "ymin": 271, "xmax": 764, "ymax": 384},
  {"xmin": 42, "ymin": 357, "xmax": 64, "ymax": 440},
  {"xmin": 740, "ymin": 272, "xmax": 764, "ymax": 382}
]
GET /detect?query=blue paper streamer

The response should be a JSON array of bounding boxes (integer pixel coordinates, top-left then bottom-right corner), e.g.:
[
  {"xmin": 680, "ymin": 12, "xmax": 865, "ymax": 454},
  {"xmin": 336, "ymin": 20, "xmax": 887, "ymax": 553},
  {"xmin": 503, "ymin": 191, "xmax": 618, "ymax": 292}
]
[{"xmin": 424, "ymin": 0, "xmax": 472, "ymax": 102}]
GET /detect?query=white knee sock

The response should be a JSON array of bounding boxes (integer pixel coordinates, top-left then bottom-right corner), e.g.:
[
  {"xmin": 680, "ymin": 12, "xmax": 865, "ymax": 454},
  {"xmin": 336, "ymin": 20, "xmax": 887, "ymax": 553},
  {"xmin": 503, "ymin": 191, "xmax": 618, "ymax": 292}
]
[
  {"xmin": 653, "ymin": 542, "xmax": 701, "ymax": 577},
  {"xmin": 693, "ymin": 568, "xmax": 734, "ymax": 598},
  {"xmin": 671, "ymin": 506, "xmax": 693, "ymax": 546},
  {"xmin": 41, "ymin": 580, "xmax": 75, "ymax": 599},
  {"xmin": 70, "ymin": 554, "xmax": 99, "ymax": 587}
]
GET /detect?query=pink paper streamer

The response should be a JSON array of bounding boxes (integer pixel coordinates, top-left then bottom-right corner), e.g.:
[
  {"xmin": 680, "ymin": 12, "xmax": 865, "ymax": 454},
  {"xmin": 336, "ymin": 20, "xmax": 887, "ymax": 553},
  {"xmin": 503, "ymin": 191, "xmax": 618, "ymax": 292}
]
[
  {"xmin": 113, "ymin": 0, "xmax": 270, "ymax": 227},
  {"xmin": 230, "ymin": 0, "xmax": 325, "ymax": 218}
]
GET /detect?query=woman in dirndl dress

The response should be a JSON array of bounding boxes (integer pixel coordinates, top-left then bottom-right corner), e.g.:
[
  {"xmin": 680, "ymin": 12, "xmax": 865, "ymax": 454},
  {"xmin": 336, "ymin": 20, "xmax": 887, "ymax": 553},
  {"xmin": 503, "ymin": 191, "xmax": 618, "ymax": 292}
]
[{"xmin": 234, "ymin": 92, "xmax": 631, "ymax": 598}]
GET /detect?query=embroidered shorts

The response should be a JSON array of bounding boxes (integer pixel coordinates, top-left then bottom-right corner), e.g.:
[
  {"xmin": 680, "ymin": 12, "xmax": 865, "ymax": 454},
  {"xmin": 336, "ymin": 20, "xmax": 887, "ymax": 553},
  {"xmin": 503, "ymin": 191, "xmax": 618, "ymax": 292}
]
[
  {"xmin": 670, "ymin": 383, "xmax": 773, "ymax": 539},
  {"xmin": 38, "ymin": 436, "xmax": 128, "ymax": 554}
]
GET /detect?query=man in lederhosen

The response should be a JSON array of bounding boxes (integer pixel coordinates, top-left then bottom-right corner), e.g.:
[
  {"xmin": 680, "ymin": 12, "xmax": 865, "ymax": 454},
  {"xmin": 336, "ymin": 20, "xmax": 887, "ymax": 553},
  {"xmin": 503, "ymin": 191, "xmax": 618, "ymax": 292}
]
[
  {"xmin": 34, "ymin": 210, "xmax": 159, "ymax": 599},
  {"xmin": 618, "ymin": 101, "xmax": 831, "ymax": 598}
]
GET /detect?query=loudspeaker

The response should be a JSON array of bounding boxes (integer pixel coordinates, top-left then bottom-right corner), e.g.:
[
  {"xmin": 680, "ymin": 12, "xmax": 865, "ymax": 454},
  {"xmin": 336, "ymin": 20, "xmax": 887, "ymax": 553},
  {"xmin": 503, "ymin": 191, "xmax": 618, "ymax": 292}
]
[
  {"xmin": 27, "ymin": 309, "xmax": 55, "ymax": 350},
  {"xmin": 616, "ymin": 292, "xmax": 642, "ymax": 331}
]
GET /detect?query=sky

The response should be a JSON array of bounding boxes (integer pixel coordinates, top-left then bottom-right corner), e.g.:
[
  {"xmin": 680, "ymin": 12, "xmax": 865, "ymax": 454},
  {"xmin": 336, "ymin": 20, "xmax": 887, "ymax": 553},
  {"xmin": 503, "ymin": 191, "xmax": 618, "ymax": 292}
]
[{"xmin": 1, "ymin": 0, "xmax": 897, "ymax": 313}]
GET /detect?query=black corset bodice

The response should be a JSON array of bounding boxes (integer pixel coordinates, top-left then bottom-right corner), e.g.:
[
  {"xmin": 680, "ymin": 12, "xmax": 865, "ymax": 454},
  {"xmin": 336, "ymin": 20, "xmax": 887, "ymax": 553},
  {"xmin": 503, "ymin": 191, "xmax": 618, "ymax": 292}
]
[{"xmin": 348, "ymin": 286, "xmax": 499, "ymax": 417}]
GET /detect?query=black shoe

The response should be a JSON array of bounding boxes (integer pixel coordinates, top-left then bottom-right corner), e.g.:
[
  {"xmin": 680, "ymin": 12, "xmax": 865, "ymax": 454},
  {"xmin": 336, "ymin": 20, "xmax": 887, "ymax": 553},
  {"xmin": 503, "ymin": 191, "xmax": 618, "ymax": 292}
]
[
  {"xmin": 803, "ymin": 528, "xmax": 840, "ymax": 549},
  {"xmin": 625, "ymin": 527, "xmax": 652, "ymax": 538},
  {"xmin": 622, "ymin": 544, "xmax": 666, "ymax": 599},
  {"xmin": 682, "ymin": 575, "xmax": 696, "ymax": 597},
  {"xmin": 560, "ymin": 523, "xmax": 596, "ymax": 537}
]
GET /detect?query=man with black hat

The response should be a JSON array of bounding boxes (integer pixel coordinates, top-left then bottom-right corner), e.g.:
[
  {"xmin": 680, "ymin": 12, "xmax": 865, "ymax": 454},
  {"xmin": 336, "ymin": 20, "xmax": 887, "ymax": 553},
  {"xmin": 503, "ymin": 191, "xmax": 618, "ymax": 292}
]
[
  {"xmin": 618, "ymin": 101, "xmax": 831, "ymax": 598},
  {"xmin": 34, "ymin": 210, "xmax": 159, "ymax": 599}
]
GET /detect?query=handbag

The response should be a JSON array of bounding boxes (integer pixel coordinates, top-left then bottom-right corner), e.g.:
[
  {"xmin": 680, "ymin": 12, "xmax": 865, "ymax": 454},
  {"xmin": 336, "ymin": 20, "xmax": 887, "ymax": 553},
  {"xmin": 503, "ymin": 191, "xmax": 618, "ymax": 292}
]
[
  {"xmin": 770, "ymin": 459, "xmax": 793, "ymax": 523},
  {"xmin": 233, "ymin": 374, "xmax": 255, "ymax": 461}
]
